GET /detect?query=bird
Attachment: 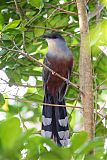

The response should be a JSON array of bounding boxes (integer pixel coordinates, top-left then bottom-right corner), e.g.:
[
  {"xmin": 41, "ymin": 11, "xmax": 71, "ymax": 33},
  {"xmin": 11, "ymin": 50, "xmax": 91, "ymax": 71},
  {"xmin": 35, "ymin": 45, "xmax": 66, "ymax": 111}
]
[{"xmin": 41, "ymin": 33, "xmax": 73, "ymax": 147}]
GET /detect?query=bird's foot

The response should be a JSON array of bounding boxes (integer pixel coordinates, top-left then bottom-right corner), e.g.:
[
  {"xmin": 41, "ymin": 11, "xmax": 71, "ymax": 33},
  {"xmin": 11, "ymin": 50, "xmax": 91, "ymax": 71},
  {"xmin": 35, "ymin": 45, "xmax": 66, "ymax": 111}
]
[{"xmin": 66, "ymin": 79, "xmax": 70, "ymax": 85}]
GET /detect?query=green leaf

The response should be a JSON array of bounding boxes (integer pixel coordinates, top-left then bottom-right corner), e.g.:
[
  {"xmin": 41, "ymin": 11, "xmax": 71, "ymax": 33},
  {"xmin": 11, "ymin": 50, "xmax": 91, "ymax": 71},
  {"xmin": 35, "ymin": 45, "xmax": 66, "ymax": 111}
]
[
  {"xmin": 26, "ymin": 43, "xmax": 37, "ymax": 53},
  {"xmin": 0, "ymin": 93, "xmax": 5, "ymax": 107},
  {"xmin": 76, "ymin": 137, "xmax": 104, "ymax": 155},
  {"xmin": 90, "ymin": 24, "xmax": 101, "ymax": 46},
  {"xmin": 85, "ymin": 155, "xmax": 100, "ymax": 160},
  {"xmin": 49, "ymin": 15, "xmax": 61, "ymax": 27},
  {"xmin": 0, "ymin": 13, "xmax": 4, "ymax": 25},
  {"xmin": 0, "ymin": 117, "xmax": 22, "ymax": 150},
  {"xmin": 71, "ymin": 131, "xmax": 88, "ymax": 151},
  {"xmin": 96, "ymin": 120, "xmax": 107, "ymax": 136},
  {"xmin": 0, "ymin": 13, "xmax": 4, "ymax": 30},
  {"xmin": 5, "ymin": 68, "xmax": 21, "ymax": 84},
  {"xmin": 34, "ymin": 22, "xmax": 45, "ymax": 37},
  {"xmin": 40, "ymin": 152, "xmax": 61, "ymax": 160},
  {"xmin": 28, "ymin": 0, "xmax": 44, "ymax": 9},
  {"xmin": 3, "ymin": 20, "xmax": 20, "ymax": 31},
  {"xmin": 0, "ymin": 49, "xmax": 6, "ymax": 55},
  {"xmin": 49, "ymin": 15, "xmax": 68, "ymax": 27},
  {"xmin": 24, "ymin": 93, "xmax": 43, "ymax": 102}
]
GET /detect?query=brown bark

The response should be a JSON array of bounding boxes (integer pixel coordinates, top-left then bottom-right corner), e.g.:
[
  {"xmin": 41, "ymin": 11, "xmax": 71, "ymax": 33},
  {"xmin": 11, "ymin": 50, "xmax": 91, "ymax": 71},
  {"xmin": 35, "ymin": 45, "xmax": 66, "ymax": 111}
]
[{"xmin": 76, "ymin": 0, "xmax": 94, "ymax": 140}]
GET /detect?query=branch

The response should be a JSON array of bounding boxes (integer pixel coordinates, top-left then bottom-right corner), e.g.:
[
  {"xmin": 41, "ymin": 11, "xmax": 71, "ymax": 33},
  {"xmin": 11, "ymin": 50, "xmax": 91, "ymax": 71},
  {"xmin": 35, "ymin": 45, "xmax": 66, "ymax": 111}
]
[
  {"xmin": 47, "ymin": 4, "xmax": 77, "ymax": 15},
  {"xmin": 0, "ymin": 78, "xmax": 42, "ymax": 88},
  {"xmin": 5, "ymin": 97, "xmax": 83, "ymax": 109},
  {"xmin": 27, "ymin": 25, "xmax": 80, "ymax": 40},
  {"xmin": 99, "ymin": 87, "xmax": 107, "ymax": 90},
  {"xmin": 14, "ymin": 0, "xmax": 22, "ymax": 19},
  {"xmin": 96, "ymin": 114, "xmax": 107, "ymax": 126},
  {"xmin": 50, "ymin": 1, "xmax": 76, "ymax": 7},
  {"xmin": 94, "ymin": 78, "xmax": 107, "ymax": 91},
  {"xmin": 98, "ymin": 102, "xmax": 106, "ymax": 114},
  {"xmin": 25, "ymin": 9, "xmax": 42, "ymax": 27},
  {"xmin": 95, "ymin": 103, "xmax": 107, "ymax": 126},
  {"xmin": 88, "ymin": 3, "xmax": 105, "ymax": 21},
  {"xmin": 0, "ymin": 46, "xmax": 83, "ymax": 93},
  {"xmin": 14, "ymin": 0, "xmax": 26, "ymax": 51},
  {"xmin": 65, "ymin": 97, "xmax": 80, "ymax": 101},
  {"xmin": 76, "ymin": 0, "xmax": 94, "ymax": 140}
]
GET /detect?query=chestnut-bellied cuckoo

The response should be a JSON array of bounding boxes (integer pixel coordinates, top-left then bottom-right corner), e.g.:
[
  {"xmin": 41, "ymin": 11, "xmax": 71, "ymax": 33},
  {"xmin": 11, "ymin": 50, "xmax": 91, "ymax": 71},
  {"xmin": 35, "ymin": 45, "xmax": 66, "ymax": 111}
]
[{"xmin": 41, "ymin": 33, "xmax": 73, "ymax": 146}]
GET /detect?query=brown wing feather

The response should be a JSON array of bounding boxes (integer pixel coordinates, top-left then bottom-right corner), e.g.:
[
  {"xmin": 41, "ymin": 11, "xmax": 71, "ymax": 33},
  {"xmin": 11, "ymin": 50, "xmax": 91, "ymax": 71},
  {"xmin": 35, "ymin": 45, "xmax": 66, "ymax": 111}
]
[{"xmin": 42, "ymin": 57, "xmax": 51, "ymax": 85}]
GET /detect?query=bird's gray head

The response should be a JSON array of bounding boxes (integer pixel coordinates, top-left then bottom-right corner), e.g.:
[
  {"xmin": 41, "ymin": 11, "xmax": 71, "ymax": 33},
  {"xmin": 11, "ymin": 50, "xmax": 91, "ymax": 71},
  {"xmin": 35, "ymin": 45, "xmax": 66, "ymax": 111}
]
[
  {"xmin": 42, "ymin": 33, "xmax": 71, "ymax": 58},
  {"xmin": 42, "ymin": 33, "xmax": 66, "ymax": 51},
  {"xmin": 42, "ymin": 33, "xmax": 65, "ymax": 42}
]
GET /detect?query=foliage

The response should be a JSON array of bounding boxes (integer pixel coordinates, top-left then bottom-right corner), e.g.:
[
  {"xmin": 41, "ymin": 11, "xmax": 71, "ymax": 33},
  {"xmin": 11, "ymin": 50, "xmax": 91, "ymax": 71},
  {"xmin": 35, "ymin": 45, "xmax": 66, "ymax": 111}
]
[
  {"xmin": 0, "ymin": 0, "xmax": 107, "ymax": 159},
  {"xmin": 0, "ymin": 113, "xmax": 106, "ymax": 160}
]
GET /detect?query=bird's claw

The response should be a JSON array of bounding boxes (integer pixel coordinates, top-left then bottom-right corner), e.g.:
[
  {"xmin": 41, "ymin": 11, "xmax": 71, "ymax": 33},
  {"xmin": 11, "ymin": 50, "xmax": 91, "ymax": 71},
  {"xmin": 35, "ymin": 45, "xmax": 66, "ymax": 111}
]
[{"xmin": 66, "ymin": 79, "xmax": 69, "ymax": 85}]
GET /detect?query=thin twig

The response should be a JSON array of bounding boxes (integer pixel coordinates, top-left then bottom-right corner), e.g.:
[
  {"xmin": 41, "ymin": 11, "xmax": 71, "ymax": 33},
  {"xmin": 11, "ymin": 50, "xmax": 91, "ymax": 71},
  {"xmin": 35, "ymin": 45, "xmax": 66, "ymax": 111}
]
[
  {"xmin": 25, "ymin": 9, "xmax": 42, "ymax": 27},
  {"xmin": 46, "ymin": 8, "xmax": 58, "ymax": 21},
  {"xmin": 51, "ymin": 1, "xmax": 76, "ymax": 7},
  {"xmin": 0, "ymin": 78, "xmax": 42, "ymax": 88},
  {"xmin": 72, "ymin": 71, "xmax": 79, "ymax": 76},
  {"xmin": 28, "ymin": 25, "xmax": 79, "ymax": 40},
  {"xmin": 94, "ymin": 78, "xmax": 107, "ymax": 91},
  {"xmin": 88, "ymin": 3, "xmax": 105, "ymax": 21},
  {"xmin": 14, "ymin": 0, "xmax": 22, "ymax": 19},
  {"xmin": 95, "ymin": 105, "xmax": 107, "ymax": 126},
  {"xmin": 98, "ymin": 102, "xmax": 106, "ymax": 113},
  {"xmin": 14, "ymin": 0, "xmax": 26, "ymax": 51},
  {"xmin": 19, "ymin": 112, "xmax": 28, "ymax": 130},
  {"xmin": 65, "ymin": 97, "xmax": 80, "ymax": 101},
  {"xmin": 99, "ymin": 87, "xmax": 107, "ymax": 90},
  {"xmin": 47, "ymin": 4, "xmax": 77, "ymax": 15},
  {"xmin": 96, "ymin": 114, "xmax": 107, "ymax": 126},
  {"xmin": 5, "ymin": 97, "xmax": 83, "ymax": 109}
]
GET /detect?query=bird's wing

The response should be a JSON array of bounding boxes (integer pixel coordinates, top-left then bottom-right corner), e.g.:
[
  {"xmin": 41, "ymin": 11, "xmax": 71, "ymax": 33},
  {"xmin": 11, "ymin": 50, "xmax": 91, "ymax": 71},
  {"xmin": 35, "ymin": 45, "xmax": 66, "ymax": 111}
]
[
  {"xmin": 59, "ymin": 64, "xmax": 72, "ymax": 101},
  {"xmin": 42, "ymin": 56, "xmax": 51, "ymax": 87},
  {"xmin": 59, "ymin": 73, "xmax": 68, "ymax": 101}
]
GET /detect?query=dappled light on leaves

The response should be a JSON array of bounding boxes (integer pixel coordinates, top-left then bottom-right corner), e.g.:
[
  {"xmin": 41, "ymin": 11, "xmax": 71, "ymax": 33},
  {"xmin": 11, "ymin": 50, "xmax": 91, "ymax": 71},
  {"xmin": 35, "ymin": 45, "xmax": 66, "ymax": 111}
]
[{"xmin": 90, "ymin": 20, "xmax": 107, "ymax": 47}]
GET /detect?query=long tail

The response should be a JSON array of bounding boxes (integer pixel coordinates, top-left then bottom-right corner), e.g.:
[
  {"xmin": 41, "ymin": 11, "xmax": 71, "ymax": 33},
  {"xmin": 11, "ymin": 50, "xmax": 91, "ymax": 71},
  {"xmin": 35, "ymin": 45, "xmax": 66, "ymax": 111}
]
[{"xmin": 41, "ymin": 93, "xmax": 70, "ymax": 147}]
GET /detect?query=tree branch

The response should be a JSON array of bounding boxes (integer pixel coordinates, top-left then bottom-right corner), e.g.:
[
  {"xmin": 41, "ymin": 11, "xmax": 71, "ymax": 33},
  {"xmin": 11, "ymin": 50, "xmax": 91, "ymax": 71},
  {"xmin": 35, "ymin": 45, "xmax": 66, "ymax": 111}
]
[
  {"xmin": 5, "ymin": 97, "xmax": 83, "ymax": 109},
  {"xmin": 76, "ymin": 0, "xmax": 94, "ymax": 140},
  {"xmin": 0, "ymin": 78, "xmax": 42, "ymax": 88},
  {"xmin": 94, "ymin": 78, "xmax": 107, "ymax": 91},
  {"xmin": 88, "ymin": 3, "xmax": 105, "ymax": 21},
  {"xmin": 65, "ymin": 97, "xmax": 80, "ymax": 101},
  {"xmin": 47, "ymin": 4, "xmax": 77, "ymax": 15},
  {"xmin": 96, "ymin": 114, "xmax": 107, "ymax": 126},
  {"xmin": 27, "ymin": 25, "xmax": 80, "ymax": 40}
]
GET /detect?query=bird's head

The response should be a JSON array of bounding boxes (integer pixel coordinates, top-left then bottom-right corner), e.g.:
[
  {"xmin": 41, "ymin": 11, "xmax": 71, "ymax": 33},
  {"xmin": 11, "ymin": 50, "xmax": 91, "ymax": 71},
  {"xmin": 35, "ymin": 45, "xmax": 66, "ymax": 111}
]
[
  {"xmin": 42, "ymin": 33, "xmax": 66, "ymax": 49},
  {"xmin": 42, "ymin": 33, "xmax": 65, "ymax": 41},
  {"xmin": 42, "ymin": 33, "xmax": 72, "ymax": 57}
]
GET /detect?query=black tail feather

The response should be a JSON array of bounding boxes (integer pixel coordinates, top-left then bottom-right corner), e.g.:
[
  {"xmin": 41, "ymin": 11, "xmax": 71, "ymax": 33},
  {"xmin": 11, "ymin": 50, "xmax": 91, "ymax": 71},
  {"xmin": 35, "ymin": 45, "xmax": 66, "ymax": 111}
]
[{"xmin": 42, "ymin": 93, "xmax": 70, "ymax": 146}]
